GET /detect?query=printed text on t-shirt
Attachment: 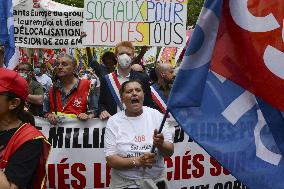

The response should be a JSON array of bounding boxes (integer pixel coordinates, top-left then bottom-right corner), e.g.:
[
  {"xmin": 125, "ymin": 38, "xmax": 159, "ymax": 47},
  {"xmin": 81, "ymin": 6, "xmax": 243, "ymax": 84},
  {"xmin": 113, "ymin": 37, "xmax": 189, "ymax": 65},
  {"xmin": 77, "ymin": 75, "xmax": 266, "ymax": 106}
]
[{"xmin": 134, "ymin": 135, "xmax": 145, "ymax": 143}]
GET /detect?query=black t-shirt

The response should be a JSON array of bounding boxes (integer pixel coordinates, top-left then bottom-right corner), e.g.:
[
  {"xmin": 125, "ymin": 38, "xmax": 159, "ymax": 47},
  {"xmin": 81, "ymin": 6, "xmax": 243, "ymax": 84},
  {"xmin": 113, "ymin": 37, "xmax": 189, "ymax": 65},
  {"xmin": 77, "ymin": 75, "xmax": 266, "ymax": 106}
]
[{"xmin": 0, "ymin": 127, "xmax": 43, "ymax": 189}]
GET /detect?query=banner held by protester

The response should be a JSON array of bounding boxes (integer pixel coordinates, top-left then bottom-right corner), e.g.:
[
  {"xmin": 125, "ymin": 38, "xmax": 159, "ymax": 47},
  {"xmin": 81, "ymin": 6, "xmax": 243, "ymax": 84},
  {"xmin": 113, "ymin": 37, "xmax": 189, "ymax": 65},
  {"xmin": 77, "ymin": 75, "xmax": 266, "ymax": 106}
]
[
  {"xmin": 13, "ymin": 0, "xmax": 83, "ymax": 48},
  {"xmin": 35, "ymin": 117, "xmax": 240, "ymax": 189},
  {"xmin": 83, "ymin": 0, "xmax": 188, "ymax": 47}
]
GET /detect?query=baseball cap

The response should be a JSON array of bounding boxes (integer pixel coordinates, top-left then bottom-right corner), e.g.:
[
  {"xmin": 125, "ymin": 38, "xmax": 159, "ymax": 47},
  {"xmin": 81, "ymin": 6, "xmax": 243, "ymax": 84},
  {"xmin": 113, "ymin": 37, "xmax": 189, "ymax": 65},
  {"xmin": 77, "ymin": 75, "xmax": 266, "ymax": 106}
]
[{"xmin": 0, "ymin": 68, "xmax": 29, "ymax": 100}]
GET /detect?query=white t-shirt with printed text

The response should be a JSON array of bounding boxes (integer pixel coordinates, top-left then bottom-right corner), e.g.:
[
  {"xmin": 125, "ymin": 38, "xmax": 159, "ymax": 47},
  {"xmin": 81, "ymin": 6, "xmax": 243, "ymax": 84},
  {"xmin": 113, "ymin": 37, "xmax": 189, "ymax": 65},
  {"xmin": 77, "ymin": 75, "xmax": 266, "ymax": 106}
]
[{"xmin": 104, "ymin": 106, "xmax": 173, "ymax": 180}]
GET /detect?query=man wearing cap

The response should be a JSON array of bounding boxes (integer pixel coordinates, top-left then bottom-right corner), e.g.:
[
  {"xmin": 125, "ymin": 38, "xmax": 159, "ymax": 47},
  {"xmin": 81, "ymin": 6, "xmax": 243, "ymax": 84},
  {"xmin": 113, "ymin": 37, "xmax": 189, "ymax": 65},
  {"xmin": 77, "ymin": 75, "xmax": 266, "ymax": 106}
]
[
  {"xmin": 34, "ymin": 61, "xmax": 53, "ymax": 93},
  {"xmin": 0, "ymin": 67, "xmax": 50, "ymax": 189},
  {"xmin": 43, "ymin": 53, "xmax": 97, "ymax": 125}
]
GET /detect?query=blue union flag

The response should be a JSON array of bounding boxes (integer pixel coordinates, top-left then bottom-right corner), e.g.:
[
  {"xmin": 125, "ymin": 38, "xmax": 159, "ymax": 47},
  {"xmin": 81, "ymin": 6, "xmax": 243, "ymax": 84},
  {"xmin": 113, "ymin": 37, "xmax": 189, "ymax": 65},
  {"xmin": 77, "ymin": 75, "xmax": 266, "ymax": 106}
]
[
  {"xmin": 167, "ymin": 0, "xmax": 284, "ymax": 188},
  {"xmin": 0, "ymin": 0, "xmax": 15, "ymax": 67}
]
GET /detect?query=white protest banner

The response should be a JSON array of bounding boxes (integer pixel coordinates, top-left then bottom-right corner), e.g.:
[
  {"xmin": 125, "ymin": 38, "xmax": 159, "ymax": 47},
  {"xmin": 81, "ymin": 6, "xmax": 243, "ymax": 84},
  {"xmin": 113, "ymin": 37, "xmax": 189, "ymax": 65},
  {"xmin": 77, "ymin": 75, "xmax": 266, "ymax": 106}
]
[
  {"xmin": 157, "ymin": 29, "xmax": 193, "ymax": 66},
  {"xmin": 175, "ymin": 29, "xmax": 193, "ymax": 62},
  {"xmin": 13, "ymin": 0, "xmax": 83, "ymax": 48},
  {"xmin": 83, "ymin": 0, "xmax": 188, "ymax": 47},
  {"xmin": 35, "ymin": 117, "xmax": 246, "ymax": 189}
]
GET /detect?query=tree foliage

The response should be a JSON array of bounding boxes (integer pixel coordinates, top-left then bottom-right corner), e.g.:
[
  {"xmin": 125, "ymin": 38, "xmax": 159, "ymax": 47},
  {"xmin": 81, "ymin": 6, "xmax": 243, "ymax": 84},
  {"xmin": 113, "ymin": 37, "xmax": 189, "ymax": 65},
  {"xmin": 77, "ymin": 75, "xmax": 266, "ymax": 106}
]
[
  {"xmin": 54, "ymin": 0, "xmax": 84, "ymax": 8},
  {"xmin": 53, "ymin": 0, "xmax": 204, "ymax": 27},
  {"xmin": 187, "ymin": 0, "xmax": 205, "ymax": 27}
]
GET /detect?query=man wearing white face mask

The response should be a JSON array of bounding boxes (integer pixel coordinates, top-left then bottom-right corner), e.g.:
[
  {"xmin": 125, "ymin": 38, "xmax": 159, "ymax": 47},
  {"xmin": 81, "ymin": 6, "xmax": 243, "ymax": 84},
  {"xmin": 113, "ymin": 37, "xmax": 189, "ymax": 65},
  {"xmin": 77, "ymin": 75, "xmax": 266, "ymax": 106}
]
[
  {"xmin": 34, "ymin": 62, "xmax": 52, "ymax": 93},
  {"xmin": 16, "ymin": 62, "xmax": 44, "ymax": 116},
  {"xmin": 98, "ymin": 41, "xmax": 156, "ymax": 120}
]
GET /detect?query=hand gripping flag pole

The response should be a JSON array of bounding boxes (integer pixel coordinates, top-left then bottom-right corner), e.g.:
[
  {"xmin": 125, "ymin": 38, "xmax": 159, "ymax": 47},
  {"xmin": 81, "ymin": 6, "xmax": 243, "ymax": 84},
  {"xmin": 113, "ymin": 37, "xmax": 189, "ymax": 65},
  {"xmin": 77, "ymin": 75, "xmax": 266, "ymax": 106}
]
[{"xmin": 150, "ymin": 110, "xmax": 169, "ymax": 153}]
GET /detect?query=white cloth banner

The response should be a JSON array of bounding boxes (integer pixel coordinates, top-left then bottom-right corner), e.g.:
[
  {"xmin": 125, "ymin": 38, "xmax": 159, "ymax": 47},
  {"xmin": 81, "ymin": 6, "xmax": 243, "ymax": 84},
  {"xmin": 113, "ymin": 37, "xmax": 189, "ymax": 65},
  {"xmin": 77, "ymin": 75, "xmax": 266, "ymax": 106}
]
[
  {"xmin": 35, "ymin": 117, "xmax": 245, "ymax": 189},
  {"xmin": 13, "ymin": 0, "xmax": 83, "ymax": 48}
]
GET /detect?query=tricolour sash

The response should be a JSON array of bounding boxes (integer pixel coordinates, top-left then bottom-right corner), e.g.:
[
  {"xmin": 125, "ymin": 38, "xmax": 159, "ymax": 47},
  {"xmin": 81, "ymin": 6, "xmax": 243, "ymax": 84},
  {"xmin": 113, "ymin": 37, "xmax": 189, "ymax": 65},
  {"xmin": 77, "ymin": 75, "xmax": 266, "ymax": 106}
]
[
  {"xmin": 105, "ymin": 72, "xmax": 124, "ymax": 110},
  {"xmin": 150, "ymin": 84, "xmax": 167, "ymax": 113},
  {"xmin": 151, "ymin": 83, "xmax": 176, "ymax": 120}
]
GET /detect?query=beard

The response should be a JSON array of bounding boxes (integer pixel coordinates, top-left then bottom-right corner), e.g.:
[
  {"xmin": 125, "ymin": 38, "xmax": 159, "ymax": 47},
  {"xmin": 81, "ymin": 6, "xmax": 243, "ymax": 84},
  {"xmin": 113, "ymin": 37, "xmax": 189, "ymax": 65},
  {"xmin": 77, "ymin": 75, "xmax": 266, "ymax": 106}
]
[{"xmin": 164, "ymin": 77, "xmax": 175, "ymax": 88}]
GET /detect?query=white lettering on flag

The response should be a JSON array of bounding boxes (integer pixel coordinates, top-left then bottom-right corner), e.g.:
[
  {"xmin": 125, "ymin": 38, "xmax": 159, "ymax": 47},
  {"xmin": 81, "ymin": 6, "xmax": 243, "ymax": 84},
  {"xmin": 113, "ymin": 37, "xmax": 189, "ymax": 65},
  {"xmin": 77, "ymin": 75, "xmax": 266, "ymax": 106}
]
[{"xmin": 222, "ymin": 91, "xmax": 255, "ymax": 125}]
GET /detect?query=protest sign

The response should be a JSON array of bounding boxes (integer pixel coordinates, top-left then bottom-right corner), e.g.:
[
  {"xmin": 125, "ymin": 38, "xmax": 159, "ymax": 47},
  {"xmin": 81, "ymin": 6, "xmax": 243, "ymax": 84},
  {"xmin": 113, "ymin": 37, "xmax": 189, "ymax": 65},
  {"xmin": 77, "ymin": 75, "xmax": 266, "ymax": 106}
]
[
  {"xmin": 157, "ymin": 29, "xmax": 193, "ymax": 66},
  {"xmin": 83, "ymin": 0, "xmax": 188, "ymax": 47},
  {"xmin": 14, "ymin": 0, "xmax": 83, "ymax": 48},
  {"xmin": 35, "ymin": 117, "xmax": 243, "ymax": 189},
  {"xmin": 143, "ymin": 47, "xmax": 157, "ymax": 66}
]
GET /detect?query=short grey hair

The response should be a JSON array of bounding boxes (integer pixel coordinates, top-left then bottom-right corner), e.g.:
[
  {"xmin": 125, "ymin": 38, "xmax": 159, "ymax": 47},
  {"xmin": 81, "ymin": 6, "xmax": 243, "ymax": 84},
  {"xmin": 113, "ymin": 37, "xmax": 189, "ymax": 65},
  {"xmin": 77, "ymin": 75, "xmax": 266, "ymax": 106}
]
[{"xmin": 57, "ymin": 52, "xmax": 77, "ymax": 66}]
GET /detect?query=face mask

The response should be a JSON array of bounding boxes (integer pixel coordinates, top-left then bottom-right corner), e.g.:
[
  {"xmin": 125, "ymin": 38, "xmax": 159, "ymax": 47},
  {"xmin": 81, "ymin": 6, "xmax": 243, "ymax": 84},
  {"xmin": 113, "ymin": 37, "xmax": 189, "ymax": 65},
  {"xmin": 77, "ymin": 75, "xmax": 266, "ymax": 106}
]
[
  {"xmin": 81, "ymin": 74, "xmax": 88, "ymax": 80},
  {"xmin": 34, "ymin": 68, "xmax": 41, "ymax": 75},
  {"xmin": 117, "ymin": 54, "xmax": 132, "ymax": 69},
  {"xmin": 19, "ymin": 72, "xmax": 29, "ymax": 80}
]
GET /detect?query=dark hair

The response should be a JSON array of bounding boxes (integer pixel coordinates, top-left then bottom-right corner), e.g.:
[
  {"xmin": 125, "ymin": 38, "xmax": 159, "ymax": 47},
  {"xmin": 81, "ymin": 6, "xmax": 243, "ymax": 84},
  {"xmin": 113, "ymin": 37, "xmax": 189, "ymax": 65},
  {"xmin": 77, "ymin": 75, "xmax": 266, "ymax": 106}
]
[
  {"xmin": 0, "ymin": 46, "xmax": 4, "ymax": 54},
  {"xmin": 119, "ymin": 79, "xmax": 144, "ymax": 98},
  {"xmin": 17, "ymin": 62, "xmax": 33, "ymax": 72},
  {"xmin": 3, "ymin": 92, "xmax": 35, "ymax": 125},
  {"xmin": 149, "ymin": 67, "xmax": 158, "ymax": 84},
  {"xmin": 101, "ymin": 51, "xmax": 116, "ymax": 64},
  {"xmin": 0, "ymin": 41, "xmax": 5, "ymax": 53},
  {"xmin": 34, "ymin": 62, "xmax": 46, "ymax": 69}
]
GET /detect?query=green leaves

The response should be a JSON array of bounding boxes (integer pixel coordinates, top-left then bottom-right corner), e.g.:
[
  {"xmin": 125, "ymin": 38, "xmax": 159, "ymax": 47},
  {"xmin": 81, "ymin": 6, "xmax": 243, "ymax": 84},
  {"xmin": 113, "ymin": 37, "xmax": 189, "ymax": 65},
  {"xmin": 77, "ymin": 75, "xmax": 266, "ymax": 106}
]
[
  {"xmin": 54, "ymin": 0, "xmax": 84, "ymax": 8},
  {"xmin": 187, "ymin": 0, "xmax": 205, "ymax": 27}
]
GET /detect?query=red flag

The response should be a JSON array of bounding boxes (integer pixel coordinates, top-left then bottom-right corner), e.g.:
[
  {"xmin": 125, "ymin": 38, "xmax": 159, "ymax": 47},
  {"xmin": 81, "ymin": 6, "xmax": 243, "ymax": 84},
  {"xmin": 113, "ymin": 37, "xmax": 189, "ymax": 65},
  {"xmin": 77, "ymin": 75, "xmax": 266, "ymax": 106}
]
[{"xmin": 211, "ymin": 0, "xmax": 284, "ymax": 111}]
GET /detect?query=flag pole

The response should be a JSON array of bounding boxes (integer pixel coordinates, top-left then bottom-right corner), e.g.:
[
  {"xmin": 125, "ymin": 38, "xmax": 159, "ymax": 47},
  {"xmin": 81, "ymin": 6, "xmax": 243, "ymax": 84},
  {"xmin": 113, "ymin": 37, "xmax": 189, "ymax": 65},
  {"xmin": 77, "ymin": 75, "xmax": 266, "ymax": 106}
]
[{"xmin": 151, "ymin": 110, "xmax": 169, "ymax": 153}]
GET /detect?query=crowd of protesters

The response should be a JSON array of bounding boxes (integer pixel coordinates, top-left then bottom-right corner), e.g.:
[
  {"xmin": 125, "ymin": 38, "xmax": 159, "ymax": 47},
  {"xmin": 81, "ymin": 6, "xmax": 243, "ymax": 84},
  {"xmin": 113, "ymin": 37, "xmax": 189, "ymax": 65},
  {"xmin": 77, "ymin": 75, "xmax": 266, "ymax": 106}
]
[
  {"xmin": 5, "ymin": 41, "xmax": 177, "ymax": 122},
  {"xmin": 0, "ymin": 45, "xmax": 50, "ymax": 189},
  {"xmin": 0, "ymin": 40, "xmax": 178, "ymax": 189}
]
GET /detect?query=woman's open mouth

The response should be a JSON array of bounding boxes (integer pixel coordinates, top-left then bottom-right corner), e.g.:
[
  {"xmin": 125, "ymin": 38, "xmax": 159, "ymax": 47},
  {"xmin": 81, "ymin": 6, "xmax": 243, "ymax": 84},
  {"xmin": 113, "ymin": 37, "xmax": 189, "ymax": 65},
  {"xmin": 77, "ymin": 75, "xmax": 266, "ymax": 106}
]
[{"xmin": 131, "ymin": 98, "xmax": 139, "ymax": 104}]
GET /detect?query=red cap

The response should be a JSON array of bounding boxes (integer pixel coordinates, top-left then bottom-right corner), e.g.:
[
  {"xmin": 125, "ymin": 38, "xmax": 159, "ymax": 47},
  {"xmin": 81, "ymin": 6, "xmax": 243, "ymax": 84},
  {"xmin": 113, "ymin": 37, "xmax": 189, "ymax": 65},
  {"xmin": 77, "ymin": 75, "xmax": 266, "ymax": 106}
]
[{"xmin": 0, "ymin": 68, "xmax": 29, "ymax": 100}]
